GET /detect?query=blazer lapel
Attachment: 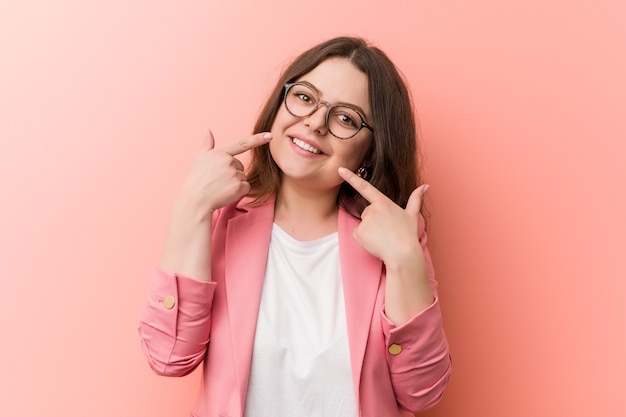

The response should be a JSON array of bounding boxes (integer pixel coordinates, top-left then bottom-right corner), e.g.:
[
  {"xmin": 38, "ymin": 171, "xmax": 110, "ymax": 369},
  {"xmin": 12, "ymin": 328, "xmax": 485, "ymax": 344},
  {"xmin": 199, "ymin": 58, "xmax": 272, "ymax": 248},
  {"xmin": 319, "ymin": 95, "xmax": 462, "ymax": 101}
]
[
  {"xmin": 224, "ymin": 197, "xmax": 275, "ymax": 403},
  {"xmin": 337, "ymin": 208, "xmax": 384, "ymax": 404}
]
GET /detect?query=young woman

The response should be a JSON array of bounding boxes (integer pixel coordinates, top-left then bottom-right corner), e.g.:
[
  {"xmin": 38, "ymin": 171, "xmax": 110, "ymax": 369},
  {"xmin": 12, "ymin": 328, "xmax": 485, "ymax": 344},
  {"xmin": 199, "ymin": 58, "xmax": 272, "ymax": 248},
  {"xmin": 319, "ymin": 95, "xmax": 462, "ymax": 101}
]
[{"xmin": 139, "ymin": 36, "xmax": 451, "ymax": 417}]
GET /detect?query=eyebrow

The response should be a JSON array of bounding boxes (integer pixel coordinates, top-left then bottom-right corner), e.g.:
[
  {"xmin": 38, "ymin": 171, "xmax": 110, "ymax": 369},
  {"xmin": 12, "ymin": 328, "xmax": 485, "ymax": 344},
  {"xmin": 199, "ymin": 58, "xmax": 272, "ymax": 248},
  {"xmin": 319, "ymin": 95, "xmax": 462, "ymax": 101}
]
[{"xmin": 297, "ymin": 80, "xmax": 371, "ymax": 121}]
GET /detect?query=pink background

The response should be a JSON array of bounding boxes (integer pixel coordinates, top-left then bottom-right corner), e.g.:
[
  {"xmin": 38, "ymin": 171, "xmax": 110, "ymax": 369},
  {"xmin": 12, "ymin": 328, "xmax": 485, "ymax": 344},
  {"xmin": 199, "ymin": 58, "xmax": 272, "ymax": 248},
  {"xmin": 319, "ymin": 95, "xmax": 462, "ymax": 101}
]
[{"xmin": 1, "ymin": 1, "xmax": 624, "ymax": 416}]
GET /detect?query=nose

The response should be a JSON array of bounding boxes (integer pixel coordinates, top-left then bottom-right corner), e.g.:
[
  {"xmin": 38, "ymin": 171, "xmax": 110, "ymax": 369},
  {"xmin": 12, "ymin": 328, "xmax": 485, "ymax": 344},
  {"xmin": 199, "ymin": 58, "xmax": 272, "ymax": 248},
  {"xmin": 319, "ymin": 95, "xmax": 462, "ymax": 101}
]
[{"xmin": 304, "ymin": 101, "xmax": 330, "ymax": 135}]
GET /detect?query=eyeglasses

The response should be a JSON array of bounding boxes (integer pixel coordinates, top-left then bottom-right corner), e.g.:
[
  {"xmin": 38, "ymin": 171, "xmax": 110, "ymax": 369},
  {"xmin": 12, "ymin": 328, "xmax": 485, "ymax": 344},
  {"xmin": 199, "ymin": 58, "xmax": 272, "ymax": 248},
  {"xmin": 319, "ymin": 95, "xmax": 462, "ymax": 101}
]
[{"xmin": 283, "ymin": 82, "xmax": 374, "ymax": 139}]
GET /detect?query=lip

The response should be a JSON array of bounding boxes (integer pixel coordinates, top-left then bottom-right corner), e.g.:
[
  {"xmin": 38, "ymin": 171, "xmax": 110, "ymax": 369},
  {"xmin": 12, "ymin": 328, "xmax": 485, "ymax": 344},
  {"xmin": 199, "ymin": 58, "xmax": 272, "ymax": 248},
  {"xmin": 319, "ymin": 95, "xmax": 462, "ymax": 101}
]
[{"xmin": 288, "ymin": 134, "xmax": 325, "ymax": 156}]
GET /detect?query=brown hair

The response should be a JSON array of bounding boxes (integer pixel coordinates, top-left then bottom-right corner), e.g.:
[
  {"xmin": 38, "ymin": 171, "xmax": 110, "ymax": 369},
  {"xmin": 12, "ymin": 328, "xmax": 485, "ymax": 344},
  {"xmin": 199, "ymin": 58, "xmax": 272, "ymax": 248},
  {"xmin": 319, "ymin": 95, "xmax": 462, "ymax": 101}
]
[{"xmin": 247, "ymin": 36, "xmax": 422, "ymax": 217}]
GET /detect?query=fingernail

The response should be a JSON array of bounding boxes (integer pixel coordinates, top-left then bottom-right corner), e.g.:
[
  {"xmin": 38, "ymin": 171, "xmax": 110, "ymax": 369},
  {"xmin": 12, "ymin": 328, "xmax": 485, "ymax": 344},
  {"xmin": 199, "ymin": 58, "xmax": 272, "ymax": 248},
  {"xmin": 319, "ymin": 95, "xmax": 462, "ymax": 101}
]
[
  {"xmin": 422, "ymin": 184, "xmax": 431, "ymax": 194},
  {"xmin": 263, "ymin": 133, "xmax": 272, "ymax": 140}
]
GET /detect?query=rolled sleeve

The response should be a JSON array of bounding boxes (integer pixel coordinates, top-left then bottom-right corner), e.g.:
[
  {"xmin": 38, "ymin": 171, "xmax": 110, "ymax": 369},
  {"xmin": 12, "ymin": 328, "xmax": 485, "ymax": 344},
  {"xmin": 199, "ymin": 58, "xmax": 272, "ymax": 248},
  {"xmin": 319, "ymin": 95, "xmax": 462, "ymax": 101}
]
[
  {"xmin": 138, "ymin": 267, "xmax": 216, "ymax": 376},
  {"xmin": 380, "ymin": 297, "xmax": 452, "ymax": 411}
]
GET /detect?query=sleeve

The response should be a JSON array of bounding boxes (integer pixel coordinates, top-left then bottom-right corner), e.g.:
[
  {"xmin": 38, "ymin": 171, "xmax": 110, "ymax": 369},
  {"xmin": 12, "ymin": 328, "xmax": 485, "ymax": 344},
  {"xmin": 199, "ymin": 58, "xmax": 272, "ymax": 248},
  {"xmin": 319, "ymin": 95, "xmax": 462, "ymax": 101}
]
[
  {"xmin": 138, "ymin": 267, "xmax": 217, "ymax": 376},
  {"xmin": 380, "ymin": 299, "xmax": 452, "ymax": 412},
  {"xmin": 379, "ymin": 217, "xmax": 452, "ymax": 412}
]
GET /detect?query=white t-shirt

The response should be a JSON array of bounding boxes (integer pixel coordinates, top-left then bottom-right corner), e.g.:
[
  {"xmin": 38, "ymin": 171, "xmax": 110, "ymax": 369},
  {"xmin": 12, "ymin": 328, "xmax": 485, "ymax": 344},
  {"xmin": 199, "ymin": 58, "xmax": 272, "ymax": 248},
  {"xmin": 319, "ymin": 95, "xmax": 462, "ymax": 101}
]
[{"xmin": 243, "ymin": 224, "xmax": 358, "ymax": 417}]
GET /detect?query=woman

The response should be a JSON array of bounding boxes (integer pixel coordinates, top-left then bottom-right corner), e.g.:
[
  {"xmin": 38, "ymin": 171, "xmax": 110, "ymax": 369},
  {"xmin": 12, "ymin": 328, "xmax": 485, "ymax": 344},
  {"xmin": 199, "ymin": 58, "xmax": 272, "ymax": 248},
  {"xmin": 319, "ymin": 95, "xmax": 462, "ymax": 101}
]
[{"xmin": 139, "ymin": 36, "xmax": 451, "ymax": 417}]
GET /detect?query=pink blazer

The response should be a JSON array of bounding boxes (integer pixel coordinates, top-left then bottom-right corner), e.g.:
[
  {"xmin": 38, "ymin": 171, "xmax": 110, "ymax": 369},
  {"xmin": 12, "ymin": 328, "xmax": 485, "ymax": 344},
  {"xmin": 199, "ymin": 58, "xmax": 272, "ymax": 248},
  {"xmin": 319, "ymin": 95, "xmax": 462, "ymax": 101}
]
[{"xmin": 139, "ymin": 196, "xmax": 451, "ymax": 417}]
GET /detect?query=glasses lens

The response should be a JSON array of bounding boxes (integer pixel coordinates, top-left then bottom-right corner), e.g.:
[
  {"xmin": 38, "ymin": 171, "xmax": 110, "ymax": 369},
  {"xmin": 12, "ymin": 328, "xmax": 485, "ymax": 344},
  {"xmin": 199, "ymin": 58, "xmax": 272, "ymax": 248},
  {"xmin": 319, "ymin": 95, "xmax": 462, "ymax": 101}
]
[
  {"xmin": 284, "ymin": 83, "xmax": 367, "ymax": 139},
  {"xmin": 328, "ymin": 106, "xmax": 363, "ymax": 139},
  {"xmin": 285, "ymin": 84, "xmax": 318, "ymax": 117}
]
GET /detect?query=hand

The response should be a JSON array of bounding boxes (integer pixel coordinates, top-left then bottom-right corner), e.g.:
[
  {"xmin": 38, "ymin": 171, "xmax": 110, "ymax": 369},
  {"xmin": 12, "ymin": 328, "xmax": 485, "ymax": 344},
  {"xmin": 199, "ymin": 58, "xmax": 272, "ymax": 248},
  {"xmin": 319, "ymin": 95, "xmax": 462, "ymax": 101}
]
[
  {"xmin": 337, "ymin": 167, "xmax": 429, "ymax": 266},
  {"xmin": 175, "ymin": 129, "xmax": 272, "ymax": 221}
]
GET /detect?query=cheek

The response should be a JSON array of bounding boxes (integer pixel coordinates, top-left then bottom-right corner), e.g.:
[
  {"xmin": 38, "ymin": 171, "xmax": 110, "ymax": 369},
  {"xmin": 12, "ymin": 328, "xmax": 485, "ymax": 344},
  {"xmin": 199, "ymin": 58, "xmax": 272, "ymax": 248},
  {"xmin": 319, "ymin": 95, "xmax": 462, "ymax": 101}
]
[
  {"xmin": 270, "ymin": 107, "xmax": 293, "ymax": 132},
  {"xmin": 343, "ymin": 138, "xmax": 372, "ymax": 167}
]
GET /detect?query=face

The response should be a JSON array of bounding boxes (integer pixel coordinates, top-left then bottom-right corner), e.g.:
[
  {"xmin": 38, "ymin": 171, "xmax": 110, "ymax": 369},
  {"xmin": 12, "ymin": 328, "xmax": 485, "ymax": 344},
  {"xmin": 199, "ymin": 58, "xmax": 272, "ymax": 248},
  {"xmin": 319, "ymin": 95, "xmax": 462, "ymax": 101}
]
[{"xmin": 269, "ymin": 58, "xmax": 373, "ymax": 194}]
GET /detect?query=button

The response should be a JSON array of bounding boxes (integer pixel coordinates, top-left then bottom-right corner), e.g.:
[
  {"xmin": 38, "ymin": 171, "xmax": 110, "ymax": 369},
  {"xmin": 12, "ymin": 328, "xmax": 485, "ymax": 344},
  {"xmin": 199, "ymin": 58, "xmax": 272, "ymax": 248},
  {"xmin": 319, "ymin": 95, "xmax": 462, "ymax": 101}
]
[
  {"xmin": 163, "ymin": 295, "xmax": 176, "ymax": 309},
  {"xmin": 388, "ymin": 344, "xmax": 402, "ymax": 355}
]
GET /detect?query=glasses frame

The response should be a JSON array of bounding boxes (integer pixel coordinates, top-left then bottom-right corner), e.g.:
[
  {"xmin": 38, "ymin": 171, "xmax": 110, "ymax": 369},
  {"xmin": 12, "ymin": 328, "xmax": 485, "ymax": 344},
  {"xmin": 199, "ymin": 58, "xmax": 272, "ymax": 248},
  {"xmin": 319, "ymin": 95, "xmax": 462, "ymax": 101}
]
[{"xmin": 283, "ymin": 82, "xmax": 374, "ymax": 139}]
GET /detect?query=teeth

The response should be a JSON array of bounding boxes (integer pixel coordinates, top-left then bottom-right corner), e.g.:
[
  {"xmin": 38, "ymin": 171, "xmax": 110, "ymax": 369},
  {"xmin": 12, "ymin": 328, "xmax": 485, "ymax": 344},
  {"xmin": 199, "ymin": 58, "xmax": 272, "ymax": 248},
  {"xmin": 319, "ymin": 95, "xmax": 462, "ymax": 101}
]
[{"xmin": 292, "ymin": 138, "xmax": 321, "ymax": 154}]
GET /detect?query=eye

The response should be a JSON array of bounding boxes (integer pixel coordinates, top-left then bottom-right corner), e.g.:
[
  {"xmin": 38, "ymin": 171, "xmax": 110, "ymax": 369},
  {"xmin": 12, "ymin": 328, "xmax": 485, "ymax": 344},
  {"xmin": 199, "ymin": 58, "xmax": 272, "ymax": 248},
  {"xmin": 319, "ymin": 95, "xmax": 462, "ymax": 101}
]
[
  {"xmin": 289, "ymin": 85, "xmax": 318, "ymax": 106},
  {"xmin": 296, "ymin": 92, "xmax": 314, "ymax": 104},
  {"xmin": 333, "ymin": 109, "xmax": 359, "ymax": 128}
]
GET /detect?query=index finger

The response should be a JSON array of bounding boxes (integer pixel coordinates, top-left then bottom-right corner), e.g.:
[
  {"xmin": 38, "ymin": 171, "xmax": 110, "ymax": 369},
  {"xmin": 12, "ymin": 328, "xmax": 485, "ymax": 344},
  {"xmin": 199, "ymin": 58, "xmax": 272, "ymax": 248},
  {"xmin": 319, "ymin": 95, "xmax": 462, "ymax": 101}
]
[
  {"xmin": 219, "ymin": 132, "xmax": 273, "ymax": 156},
  {"xmin": 338, "ymin": 167, "xmax": 388, "ymax": 204}
]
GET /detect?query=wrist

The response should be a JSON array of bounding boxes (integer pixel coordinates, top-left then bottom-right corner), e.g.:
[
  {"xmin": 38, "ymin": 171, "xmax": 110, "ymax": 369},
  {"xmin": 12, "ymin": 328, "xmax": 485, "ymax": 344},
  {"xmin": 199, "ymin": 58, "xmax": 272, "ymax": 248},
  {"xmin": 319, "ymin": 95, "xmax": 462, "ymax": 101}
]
[
  {"xmin": 382, "ymin": 242, "xmax": 423, "ymax": 273},
  {"xmin": 171, "ymin": 197, "xmax": 215, "ymax": 225}
]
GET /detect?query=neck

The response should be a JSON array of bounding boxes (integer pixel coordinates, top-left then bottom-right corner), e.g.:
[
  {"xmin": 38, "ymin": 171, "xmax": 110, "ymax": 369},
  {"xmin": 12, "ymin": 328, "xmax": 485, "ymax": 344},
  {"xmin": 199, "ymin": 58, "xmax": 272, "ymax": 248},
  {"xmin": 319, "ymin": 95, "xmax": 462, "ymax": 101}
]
[{"xmin": 274, "ymin": 180, "xmax": 340, "ymax": 241}]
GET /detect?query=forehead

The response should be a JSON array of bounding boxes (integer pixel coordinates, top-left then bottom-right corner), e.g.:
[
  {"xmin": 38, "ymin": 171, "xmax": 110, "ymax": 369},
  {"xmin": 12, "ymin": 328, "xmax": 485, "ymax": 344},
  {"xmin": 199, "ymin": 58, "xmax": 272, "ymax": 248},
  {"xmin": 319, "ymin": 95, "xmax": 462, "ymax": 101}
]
[{"xmin": 296, "ymin": 58, "xmax": 371, "ymax": 117}]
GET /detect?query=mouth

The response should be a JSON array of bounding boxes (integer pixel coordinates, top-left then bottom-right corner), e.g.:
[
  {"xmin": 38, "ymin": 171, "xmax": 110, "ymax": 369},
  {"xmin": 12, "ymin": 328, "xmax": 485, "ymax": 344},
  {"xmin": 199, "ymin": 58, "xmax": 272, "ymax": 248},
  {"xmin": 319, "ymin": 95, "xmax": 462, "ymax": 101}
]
[{"xmin": 291, "ymin": 137, "xmax": 322, "ymax": 154}]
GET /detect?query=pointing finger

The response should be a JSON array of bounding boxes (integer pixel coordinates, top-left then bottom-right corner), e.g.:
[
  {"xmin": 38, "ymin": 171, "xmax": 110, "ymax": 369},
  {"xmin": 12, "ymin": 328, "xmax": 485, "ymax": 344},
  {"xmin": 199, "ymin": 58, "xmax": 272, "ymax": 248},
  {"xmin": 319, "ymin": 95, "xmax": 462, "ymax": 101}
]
[
  {"xmin": 220, "ymin": 132, "xmax": 273, "ymax": 156},
  {"xmin": 338, "ymin": 167, "xmax": 387, "ymax": 204}
]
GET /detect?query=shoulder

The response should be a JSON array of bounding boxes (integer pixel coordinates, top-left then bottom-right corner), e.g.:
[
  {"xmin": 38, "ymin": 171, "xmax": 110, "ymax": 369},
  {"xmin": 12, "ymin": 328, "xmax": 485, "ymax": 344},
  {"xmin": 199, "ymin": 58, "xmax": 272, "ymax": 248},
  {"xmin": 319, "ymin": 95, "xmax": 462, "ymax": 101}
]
[{"xmin": 212, "ymin": 195, "xmax": 275, "ymax": 226}]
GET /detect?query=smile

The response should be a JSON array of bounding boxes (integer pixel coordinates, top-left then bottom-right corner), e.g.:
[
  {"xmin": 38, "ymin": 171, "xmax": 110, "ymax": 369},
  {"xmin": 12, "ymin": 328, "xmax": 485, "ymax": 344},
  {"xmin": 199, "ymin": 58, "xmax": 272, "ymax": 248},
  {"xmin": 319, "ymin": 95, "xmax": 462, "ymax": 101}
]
[{"xmin": 291, "ymin": 138, "xmax": 322, "ymax": 154}]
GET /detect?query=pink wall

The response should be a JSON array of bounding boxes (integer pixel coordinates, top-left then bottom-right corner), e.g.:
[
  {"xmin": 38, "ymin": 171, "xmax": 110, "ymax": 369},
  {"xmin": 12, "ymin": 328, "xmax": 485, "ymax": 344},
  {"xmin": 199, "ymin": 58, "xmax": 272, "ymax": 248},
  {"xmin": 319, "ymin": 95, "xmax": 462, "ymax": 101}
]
[{"xmin": 1, "ymin": 1, "xmax": 624, "ymax": 416}]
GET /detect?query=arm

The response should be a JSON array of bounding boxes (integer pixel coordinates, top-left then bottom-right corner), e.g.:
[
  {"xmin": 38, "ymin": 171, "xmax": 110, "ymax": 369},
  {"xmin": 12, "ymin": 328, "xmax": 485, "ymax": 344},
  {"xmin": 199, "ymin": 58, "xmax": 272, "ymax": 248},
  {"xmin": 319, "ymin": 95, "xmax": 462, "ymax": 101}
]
[
  {"xmin": 138, "ymin": 131, "xmax": 272, "ymax": 375},
  {"xmin": 337, "ymin": 167, "xmax": 434, "ymax": 325},
  {"xmin": 138, "ymin": 268, "xmax": 216, "ymax": 376},
  {"xmin": 337, "ymin": 167, "xmax": 451, "ymax": 412},
  {"xmin": 380, "ymin": 299, "xmax": 451, "ymax": 413},
  {"xmin": 380, "ymin": 229, "xmax": 451, "ymax": 413},
  {"xmin": 158, "ymin": 130, "xmax": 272, "ymax": 282}
]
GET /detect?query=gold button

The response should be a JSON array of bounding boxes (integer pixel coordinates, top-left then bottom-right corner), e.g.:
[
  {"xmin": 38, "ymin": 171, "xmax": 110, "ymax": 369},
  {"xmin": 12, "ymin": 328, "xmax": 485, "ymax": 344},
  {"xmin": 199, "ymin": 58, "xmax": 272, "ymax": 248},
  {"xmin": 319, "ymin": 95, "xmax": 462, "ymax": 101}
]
[
  {"xmin": 388, "ymin": 344, "xmax": 402, "ymax": 355},
  {"xmin": 163, "ymin": 295, "xmax": 176, "ymax": 309}
]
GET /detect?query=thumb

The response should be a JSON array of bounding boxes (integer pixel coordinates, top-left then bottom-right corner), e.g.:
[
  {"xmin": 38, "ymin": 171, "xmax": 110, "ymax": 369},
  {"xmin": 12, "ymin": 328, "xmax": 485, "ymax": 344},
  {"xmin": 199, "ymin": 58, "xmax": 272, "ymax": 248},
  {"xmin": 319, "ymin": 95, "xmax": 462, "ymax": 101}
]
[
  {"xmin": 405, "ymin": 184, "xmax": 430, "ymax": 215},
  {"xmin": 202, "ymin": 128, "xmax": 215, "ymax": 151}
]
